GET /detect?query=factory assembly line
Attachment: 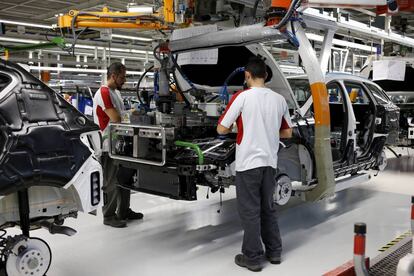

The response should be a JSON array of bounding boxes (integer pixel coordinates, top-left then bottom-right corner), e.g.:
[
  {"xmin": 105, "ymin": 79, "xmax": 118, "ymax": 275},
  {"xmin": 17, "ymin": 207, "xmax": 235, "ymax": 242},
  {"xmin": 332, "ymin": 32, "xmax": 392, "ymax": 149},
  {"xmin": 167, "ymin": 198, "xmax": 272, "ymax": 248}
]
[{"xmin": 0, "ymin": 0, "xmax": 413, "ymax": 275}]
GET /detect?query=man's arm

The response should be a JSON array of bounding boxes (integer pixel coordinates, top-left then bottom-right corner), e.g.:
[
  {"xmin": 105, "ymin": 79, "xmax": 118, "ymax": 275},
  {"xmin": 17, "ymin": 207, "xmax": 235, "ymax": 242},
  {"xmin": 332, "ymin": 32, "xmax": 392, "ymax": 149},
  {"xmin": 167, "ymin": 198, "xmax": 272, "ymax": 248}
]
[
  {"xmin": 104, "ymin": 108, "xmax": 121, "ymax": 123},
  {"xmin": 217, "ymin": 123, "xmax": 233, "ymax": 135},
  {"xmin": 217, "ymin": 94, "xmax": 243, "ymax": 135},
  {"xmin": 280, "ymin": 128, "xmax": 292, "ymax": 138},
  {"xmin": 279, "ymin": 100, "xmax": 293, "ymax": 139}
]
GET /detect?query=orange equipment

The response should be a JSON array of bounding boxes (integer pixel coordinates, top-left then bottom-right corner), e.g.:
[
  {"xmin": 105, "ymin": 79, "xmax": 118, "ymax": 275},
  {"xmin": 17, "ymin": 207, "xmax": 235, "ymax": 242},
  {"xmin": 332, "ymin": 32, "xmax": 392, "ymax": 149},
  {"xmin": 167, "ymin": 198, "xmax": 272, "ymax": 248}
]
[
  {"xmin": 266, "ymin": 0, "xmax": 294, "ymax": 26},
  {"xmin": 57, "ymin": 6, "xmax": 172, "ymax": 31}
]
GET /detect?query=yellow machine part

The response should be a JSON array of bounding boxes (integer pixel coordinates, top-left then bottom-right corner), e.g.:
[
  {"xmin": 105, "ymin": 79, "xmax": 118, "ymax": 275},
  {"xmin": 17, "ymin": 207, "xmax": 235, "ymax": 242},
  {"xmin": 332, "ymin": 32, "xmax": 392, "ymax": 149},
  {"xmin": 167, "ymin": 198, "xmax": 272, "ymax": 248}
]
[
  {"xmin": 163, "ymin": 0, "xmax": 175, "ymax": 23},
  {"xmin": 57, "ymin": 6, "xmax": 171, "ymax": 30},
  {"xmin": 349, "ymin": 88, "xmax": 359, "ymax": 103}
]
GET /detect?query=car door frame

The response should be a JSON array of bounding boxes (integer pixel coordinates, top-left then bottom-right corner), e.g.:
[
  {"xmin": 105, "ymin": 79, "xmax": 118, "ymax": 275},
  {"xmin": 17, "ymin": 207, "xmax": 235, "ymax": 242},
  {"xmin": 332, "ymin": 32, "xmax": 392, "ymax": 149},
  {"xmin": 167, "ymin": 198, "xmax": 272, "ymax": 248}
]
[
  {"xmin": 340, "ymin": 80, "xmax": 378, "ymax": 158},
  {"xmin": 326, "ymin": 80, "xmax": 355, "ymax": 163}
]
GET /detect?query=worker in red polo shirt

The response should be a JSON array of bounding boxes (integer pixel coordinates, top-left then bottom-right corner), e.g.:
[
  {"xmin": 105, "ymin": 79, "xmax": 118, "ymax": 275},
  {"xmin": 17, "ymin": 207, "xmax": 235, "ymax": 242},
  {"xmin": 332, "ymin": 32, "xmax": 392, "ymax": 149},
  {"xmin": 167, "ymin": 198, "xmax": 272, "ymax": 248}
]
[
  {"xmin": 217, "ymin": 57, "xmax": 293, "ymax": 272},
  {"xmin": 93, "ymin": 62, "xmax": 143, "ymax": 228}
]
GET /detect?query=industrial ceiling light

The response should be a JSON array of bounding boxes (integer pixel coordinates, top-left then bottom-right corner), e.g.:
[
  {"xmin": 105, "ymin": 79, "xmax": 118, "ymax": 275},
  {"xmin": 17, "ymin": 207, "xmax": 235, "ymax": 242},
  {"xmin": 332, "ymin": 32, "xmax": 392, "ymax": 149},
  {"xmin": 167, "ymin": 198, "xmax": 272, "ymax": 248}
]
[
  {"xmin": 127, "ymin": 3, "xmax": 154, "ymax": 14},
  {"xmin": 305, "ymin": 32, "xmax": 378, "ymax": 52},
  {"xmin": 112, "ymin": 34, "xmax": 152, "ymax": 42},
  {"xmin": 0, "ymin": 19, "xmax": 53, "ymax": 29},
  {"xmin": 0, "ymin": 36, "xmax": 149, "ymax": 55},
  {"xmin": 28, "ymin": 66, "xmax": 146, "ymax": 75},
  {"xmin": 0, "ymin": 37, "xmax": 41, "ymax": 44}
]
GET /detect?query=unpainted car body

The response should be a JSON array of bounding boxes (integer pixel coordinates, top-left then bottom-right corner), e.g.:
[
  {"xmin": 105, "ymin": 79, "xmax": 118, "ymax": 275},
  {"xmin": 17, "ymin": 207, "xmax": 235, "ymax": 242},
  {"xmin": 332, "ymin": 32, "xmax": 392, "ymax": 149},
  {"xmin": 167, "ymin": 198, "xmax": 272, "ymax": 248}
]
[
  {"xmin": 287, "ymin": 73, "xmax": 399, "ymax": 180},
  {"xmin": 374, "ymin": 66, "xmax": 413, "ymax": 147},
  {"xmin": 0, "ymin": 60, "xmax": 102, "ymax": 248},
  {"xmin": 109, "ymin": 44, "xmax": 395, "ymax": 204}
]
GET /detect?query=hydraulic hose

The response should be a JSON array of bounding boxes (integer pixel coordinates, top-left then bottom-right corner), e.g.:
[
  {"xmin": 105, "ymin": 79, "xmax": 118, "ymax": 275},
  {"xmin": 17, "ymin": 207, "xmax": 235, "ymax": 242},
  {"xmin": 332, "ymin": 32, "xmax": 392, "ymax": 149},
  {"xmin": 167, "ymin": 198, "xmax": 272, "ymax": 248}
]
[
  {"xmin": 270, "ymin": 0, "xmax": 302, "ymax": 30},
  {"xmin": 136, "ymin": 65, "xmax": 154, "ymax": 106},
  {"xmin": 220, "ymin": 67, "xmax": 245, "ymax": 103},
  {"xmin": 175, "ymin": 141, "xmax": 204, "ymax": 165}
]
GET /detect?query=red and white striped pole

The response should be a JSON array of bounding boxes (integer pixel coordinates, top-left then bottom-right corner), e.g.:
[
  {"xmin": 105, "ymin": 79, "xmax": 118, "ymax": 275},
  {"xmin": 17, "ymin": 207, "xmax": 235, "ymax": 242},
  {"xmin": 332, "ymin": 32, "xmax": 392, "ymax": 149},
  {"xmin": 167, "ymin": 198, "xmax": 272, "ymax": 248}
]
[
  {"xmin": 411, "ymin": 196, "xmax": 414, "ymax": 254},
  {"xmin": 397, "ymin": 197, "xmax": 414, "ymax": 276},
  {"xmin": 354, "ymin": 223, "xmax": 369, "ymax": 276}
]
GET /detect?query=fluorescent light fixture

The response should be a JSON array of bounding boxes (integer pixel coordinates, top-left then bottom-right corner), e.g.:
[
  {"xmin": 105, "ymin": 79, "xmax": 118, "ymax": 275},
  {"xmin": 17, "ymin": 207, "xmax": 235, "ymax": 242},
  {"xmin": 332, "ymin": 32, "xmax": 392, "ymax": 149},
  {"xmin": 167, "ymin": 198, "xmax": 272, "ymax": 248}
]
[
  {"xmin": 305, "ymin": 32, "xmax": 377, "ymax": 53},
  {"xmin": 0, "ymin": 36, "xmax": 149, "ymax": 55},
  {"xmin": 303, "ymin": 7, "xmax": 414, "ymax": 48},
  {"xmin": 28, "ymin": 66, "xmax": 146, "ymax": 75},
  {"xmin": 0, "ymin": 37, "xmax": 41, "ymax": 44},
  {"xmin": 0, "ymin": 19, "xmax": 53, "ymax": 29},
  {"xmin": 127, "ymin": 5, "xmax": 154, "ymax": 14},
  {"xmin": 112, "ymin": 34, "xmax": 152, "ymax": 42},
  {"xmin": 40, "ymin": 50, "xmax": 153, "ymax": 61}
]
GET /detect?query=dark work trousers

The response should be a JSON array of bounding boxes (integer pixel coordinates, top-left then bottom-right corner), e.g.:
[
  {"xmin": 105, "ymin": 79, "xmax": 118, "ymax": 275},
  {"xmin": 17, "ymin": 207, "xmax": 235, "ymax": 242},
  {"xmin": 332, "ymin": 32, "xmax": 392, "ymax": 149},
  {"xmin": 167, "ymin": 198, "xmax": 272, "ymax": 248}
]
[
  {"xmin": 235, "ymin": 166, "xmax": 282, "ymax": 265},
  {"xmin": 101, "ymin": 153, "xmax": 135, "ymax": 220}
]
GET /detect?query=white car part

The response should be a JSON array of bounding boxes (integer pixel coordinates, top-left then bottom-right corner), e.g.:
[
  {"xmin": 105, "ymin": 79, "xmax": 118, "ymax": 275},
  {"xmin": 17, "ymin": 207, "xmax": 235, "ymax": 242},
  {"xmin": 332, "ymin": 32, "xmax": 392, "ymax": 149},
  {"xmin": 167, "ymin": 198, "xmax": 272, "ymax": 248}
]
[
  {"xmin": 274, "ymin": 175, "xmax": 292, "ymax": 206},
  {"xmin": 64, "ymin": 155, "xmax": 103, "ymax": 213},
  {"xmin": 6, "ymin": 236, "xmax": 52, "ymax": 276}
]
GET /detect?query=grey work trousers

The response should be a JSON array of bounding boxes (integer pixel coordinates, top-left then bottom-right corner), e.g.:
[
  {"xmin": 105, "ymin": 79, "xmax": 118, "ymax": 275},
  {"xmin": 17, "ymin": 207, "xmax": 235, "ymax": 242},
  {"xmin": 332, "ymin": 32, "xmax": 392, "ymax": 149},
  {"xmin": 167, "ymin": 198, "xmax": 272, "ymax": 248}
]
[
  {"xmin": 235, "ymin": 166, "xmax": 282, "ymax": 265},
  {"xmin": 101, "ymin": 153, "xmax": 135, "ymax": 220}
]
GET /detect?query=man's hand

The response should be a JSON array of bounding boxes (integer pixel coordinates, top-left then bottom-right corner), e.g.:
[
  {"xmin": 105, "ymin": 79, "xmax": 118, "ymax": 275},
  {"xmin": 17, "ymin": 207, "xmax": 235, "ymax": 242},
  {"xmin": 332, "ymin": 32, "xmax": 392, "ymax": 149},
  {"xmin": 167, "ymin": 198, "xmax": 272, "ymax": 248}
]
[
  {"xmin": 104, "ymin": 108, "xmax": 122, "ymax": 123},
  {"xmin": 280, "ymin": 128, "xmax": 292, "ymax": 139},
  {"xmin": 217, "ymin": 124, "xmax": 231, "ymax": 135}
]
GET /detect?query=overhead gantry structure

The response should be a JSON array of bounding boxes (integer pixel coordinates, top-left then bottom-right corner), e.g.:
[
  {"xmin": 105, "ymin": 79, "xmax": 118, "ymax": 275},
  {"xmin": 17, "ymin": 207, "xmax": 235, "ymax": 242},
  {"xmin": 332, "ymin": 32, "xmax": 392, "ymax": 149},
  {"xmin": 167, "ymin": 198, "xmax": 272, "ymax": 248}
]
[{"xmin": 56, "ymin": 0, "xmax": 396, "ymax": 201}]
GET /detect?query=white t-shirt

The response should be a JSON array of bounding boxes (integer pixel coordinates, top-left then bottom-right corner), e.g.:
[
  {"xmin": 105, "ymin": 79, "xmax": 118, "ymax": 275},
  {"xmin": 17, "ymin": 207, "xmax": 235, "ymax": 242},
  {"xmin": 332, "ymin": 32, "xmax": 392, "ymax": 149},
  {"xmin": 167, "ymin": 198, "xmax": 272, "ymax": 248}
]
[
  {"xmin": 219, "ymin": 87, "xmax": 292, "ymax": 172},
  {"xmin": 93, "ymin": 85, "xmax": 124, "ymax": 152}
]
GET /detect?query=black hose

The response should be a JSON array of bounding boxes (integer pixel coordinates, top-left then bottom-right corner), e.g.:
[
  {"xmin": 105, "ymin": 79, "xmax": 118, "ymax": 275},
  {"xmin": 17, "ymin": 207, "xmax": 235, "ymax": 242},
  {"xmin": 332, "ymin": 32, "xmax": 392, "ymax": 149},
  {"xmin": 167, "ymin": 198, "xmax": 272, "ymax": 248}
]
[
  {"xmin": 171, "ymin": 68, "xmax": 191, "ymax": 108},
  {"xmin": 170, "ymin": 55, "xmax": 192, "ymax": 108},
  {"xmin": 153, "ymin": 44, "xmax": 162, "ymax": 62},
  {"xmin": 136, "ymin": 65, "xmax": 154, "ymax": 106},
  {"xmin": 252, "ymin": 0, "xmax": 261, "ymax": 20},
  {"xmin": 271, "ymin": 0, "xmax": 302, "ymax": 30}
]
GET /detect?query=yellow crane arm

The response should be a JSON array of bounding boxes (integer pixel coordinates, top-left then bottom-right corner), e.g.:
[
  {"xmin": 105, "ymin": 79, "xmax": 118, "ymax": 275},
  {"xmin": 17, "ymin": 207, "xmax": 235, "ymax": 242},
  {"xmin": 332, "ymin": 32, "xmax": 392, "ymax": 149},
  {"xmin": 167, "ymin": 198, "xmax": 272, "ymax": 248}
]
[{"xmin": 57, "ymin": 4, "xmax": 175, "ymax": 31}]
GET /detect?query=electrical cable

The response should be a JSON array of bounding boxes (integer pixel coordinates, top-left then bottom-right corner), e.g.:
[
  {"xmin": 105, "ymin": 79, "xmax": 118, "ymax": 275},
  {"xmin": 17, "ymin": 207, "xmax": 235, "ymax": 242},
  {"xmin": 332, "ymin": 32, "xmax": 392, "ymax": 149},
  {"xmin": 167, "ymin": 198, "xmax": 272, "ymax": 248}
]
[
  {"xmin": 153, "ymin": 44, "xmax": 162, "ymax": 62},
  {"xmin": 220, "ymin": 67, "xmax": 245, "ymax": 103},
  {"xmin": 168, "ymin": 57, "xmax": 191, "ymax": 107},
  {"xmin": 154, "ymin": 71, "xmax": 159, "ymax": 101},
  {"xmin": 270, "ymin": 0, "xmax": 302, "ymax": 30},
  {"xmin": 171, "ymin": 54, "xmax": 196, "ymax": 90},
  {"xmin": 136, "ymin": 65, "xmax": 154, "ymax": 106},
  {"xmin": 0, "ymin": 229, "xmax": 6, "ymax": 239},
  {"xmin": 252, "ymin": 0, "xmax": 263, "ymax": 21}
]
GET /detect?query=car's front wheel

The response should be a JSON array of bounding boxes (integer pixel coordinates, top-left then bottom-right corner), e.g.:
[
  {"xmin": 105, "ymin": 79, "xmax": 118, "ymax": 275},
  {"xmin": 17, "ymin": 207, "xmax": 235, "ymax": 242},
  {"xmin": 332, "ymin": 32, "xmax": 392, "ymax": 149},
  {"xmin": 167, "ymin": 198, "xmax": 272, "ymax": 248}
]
[{"xmin": 274, "ymin": 174, "xmax": 292, "ymax": 206}]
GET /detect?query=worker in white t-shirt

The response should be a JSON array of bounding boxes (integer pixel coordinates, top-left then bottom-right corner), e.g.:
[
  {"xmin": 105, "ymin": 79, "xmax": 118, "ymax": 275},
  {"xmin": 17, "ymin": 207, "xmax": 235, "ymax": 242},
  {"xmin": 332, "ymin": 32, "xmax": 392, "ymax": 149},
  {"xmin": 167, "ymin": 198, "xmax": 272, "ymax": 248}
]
[
  {"xmin": 217, "ymin": 57, "xmax": 293, "ymax": 272},
  {"xmin": 93, "ymin": 62, "xmax": 143, "ymax": 228}
]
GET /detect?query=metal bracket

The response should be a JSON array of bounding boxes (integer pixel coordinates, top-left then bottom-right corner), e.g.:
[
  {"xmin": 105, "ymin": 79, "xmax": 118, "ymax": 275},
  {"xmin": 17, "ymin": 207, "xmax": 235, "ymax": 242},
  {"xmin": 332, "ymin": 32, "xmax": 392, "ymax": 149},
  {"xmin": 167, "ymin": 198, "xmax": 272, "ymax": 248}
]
[{"xmin": 109, "ymin": 123, "xmax": 167, "ymax": 166}]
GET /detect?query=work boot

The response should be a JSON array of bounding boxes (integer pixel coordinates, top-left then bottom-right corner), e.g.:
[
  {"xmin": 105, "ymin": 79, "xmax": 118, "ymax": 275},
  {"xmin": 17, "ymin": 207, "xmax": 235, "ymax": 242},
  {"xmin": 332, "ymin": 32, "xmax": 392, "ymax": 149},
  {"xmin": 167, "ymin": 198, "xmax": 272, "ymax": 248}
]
[
  {"xmin": 103, "ymin": 217, "xmax": 127, "ymax": 228},
  {"xmin": 266, "ymin": 253, "xmax": 281, "ymax": 265},
  {"xmin": 123, "ymin": 209, "xmax": 144, "ymax": 220},
  {"xmin": 234, "ymin": 254, "xmax": 263, "ymax": 272}
]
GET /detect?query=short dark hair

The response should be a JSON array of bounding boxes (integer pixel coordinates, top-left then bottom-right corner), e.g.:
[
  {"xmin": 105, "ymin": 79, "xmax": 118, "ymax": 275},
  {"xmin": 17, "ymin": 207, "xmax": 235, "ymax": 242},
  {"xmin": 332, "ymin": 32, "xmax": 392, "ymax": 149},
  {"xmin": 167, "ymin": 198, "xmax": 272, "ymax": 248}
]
[
  {"xmin": 107, "ymin": 62, "xmax": 126, "ymax": 80},
  {"xmin": 245, "ymin": 57, "xmax": 267, "ymax": 79}
]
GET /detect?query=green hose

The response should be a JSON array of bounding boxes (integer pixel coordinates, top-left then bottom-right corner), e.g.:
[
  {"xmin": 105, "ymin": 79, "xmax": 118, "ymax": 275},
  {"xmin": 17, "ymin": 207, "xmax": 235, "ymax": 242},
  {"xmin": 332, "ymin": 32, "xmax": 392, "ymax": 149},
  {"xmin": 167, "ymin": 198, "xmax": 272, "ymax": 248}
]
[{"xmin": 175, "ymin": 141, "xmax": 204, "ymax": 165}]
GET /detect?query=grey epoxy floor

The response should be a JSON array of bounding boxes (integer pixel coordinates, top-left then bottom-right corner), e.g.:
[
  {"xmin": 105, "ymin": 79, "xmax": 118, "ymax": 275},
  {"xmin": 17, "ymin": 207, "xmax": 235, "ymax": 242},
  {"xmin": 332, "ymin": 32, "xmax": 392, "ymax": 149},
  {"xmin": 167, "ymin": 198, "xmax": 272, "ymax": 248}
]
[{"xmin": 8, "ymin": 149, "xmax": 414, "ymax": 276}]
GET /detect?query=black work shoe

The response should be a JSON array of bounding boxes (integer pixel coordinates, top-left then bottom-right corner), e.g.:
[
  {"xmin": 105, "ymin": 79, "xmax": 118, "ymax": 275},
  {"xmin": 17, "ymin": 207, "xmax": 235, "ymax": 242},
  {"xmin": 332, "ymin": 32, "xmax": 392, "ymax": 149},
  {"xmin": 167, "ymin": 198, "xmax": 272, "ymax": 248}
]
[
  {"xmin": 126, "ymin": 209, "xmax": 144, "ymax": 220},
  {"xmin": 234, "ymin": 254, "xmax": 263, "ymax": 272},
  {"xmin": 266, "ymin": 254, "xmax": 281, "ymax": 265},
  {"xmin": 103, "ymin": 217, "xmax": 127, "ymax": 228}
]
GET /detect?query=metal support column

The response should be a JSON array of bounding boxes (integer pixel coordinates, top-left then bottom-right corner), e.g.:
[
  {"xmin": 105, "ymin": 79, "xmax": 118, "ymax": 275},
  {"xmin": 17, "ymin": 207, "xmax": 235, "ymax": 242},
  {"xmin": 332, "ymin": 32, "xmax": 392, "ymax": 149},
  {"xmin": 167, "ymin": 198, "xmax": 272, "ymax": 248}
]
[
  {"xmin": 18, "ymin": 189, "xmax": 30, "ymax": 237},
  {"xmin": 292, "ymin": 22, "xmax": 335, "ymax": 201},
  {"xmin": 319, "ymin": 29, "xmax": 335, "ymax": 73}
]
